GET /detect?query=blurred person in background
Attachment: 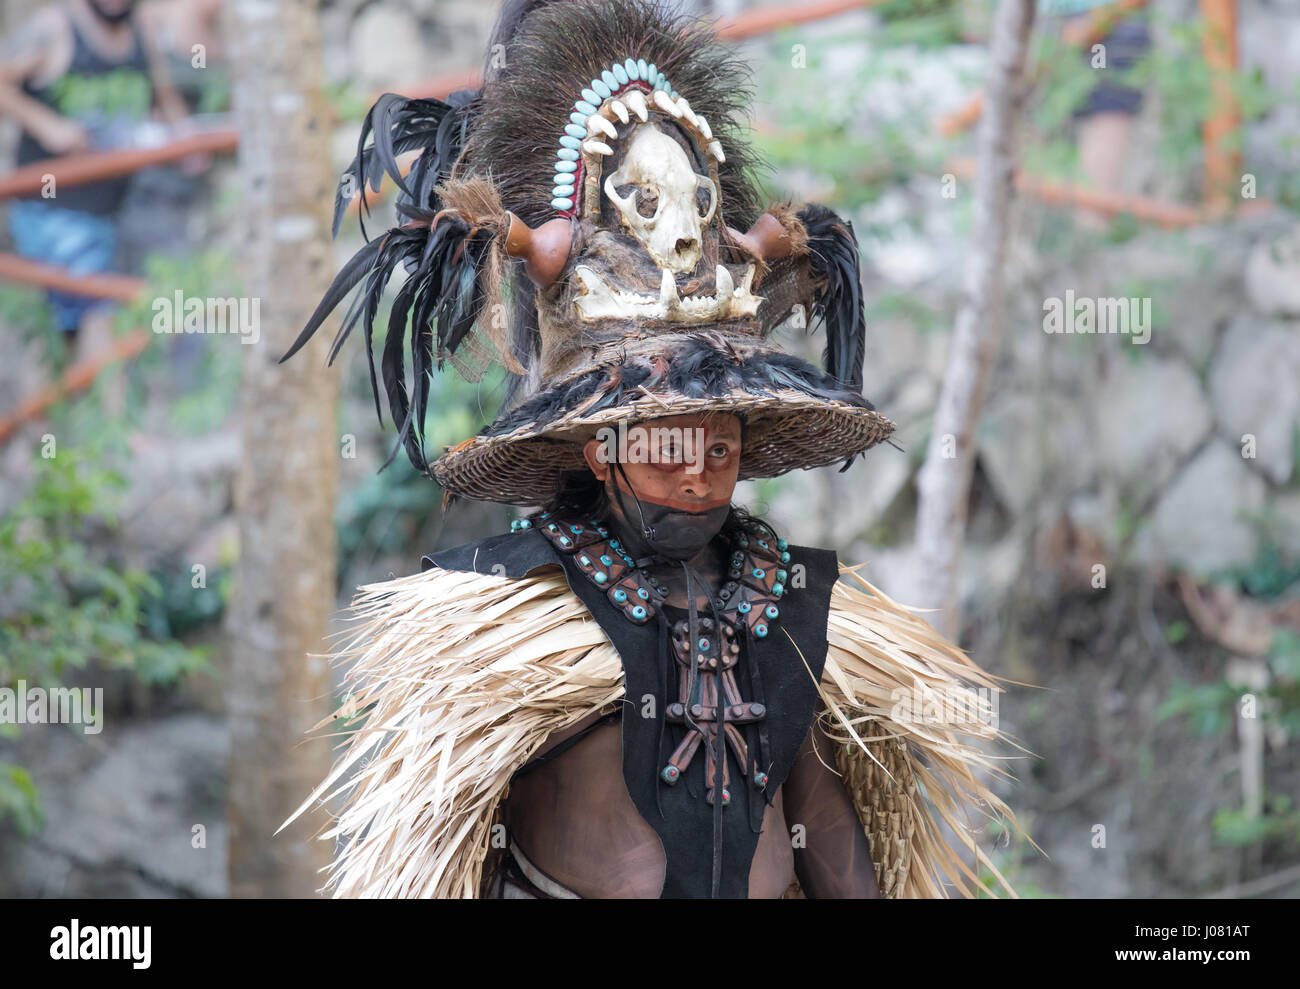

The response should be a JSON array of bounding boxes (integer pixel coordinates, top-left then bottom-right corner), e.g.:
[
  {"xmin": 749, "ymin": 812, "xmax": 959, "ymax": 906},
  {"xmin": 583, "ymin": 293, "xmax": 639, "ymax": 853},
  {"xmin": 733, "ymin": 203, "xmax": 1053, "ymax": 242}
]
[
  {"xmin": 1039, "ymin": 0, "xmax": 1152, "ymax": 226},
  {"xmin": 0, "ymin": 0, "xmax": 189, "ymax": 360}
]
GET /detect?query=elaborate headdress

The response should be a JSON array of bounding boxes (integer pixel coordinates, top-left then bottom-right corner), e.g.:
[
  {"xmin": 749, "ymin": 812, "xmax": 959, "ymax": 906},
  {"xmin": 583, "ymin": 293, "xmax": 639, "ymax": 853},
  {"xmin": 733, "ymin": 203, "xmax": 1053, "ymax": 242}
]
[{"xmin": 284, "ymin": 0, "xmax": 895, "ymax": 504}]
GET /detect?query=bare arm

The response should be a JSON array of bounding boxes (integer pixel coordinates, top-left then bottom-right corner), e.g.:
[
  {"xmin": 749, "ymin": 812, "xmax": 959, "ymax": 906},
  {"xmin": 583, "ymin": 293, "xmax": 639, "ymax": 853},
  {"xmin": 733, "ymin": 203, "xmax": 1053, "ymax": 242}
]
[
  {"xmin": 782, "ymin": 714, "xmax": 881, "ymax": 898},
  {"xmin": 138, "ymin": 15, "xmax": 187, "ymax": 126},
  {"xmin": 0, "ymin": 9, "xmax": 88, "ymax": 154}
]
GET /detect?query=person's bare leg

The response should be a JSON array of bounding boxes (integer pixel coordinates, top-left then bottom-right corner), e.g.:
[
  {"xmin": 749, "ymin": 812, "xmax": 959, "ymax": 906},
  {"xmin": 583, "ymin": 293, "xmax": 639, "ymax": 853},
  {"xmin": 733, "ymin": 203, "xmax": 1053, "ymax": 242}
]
[
  {"xmin": 1077, "ymin": 111, "xmax": 1135, "ymax": 229},
  {"xmin": 75, "ymin": 306, "xmax": 127, "ymax": 420}
]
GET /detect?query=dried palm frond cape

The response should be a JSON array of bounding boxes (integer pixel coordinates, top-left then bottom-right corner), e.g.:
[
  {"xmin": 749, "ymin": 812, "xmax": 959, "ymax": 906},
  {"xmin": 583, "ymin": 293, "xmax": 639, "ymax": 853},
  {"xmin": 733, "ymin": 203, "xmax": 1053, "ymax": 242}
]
[{"xmin": 283, "ymin": 562, "xmax": 1024, "ymax": 899}]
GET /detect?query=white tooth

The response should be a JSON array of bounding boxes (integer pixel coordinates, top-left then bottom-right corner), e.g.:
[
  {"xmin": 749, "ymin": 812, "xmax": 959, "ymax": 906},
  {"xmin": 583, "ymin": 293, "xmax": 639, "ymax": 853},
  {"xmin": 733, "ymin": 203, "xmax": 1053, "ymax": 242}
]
[
  {"xmin": 715, "ymin": 264, "xmax": 733, "ymax": 300},
  {"xmin": 582, "ymin": 140, "xmax": 613, "ymax": 156},
  {"xmin": 660, "ymin": 268, "xmax": 680, "ymax": 311},
  {"xmin": 587, "ymin": 115, "xmax": 617, "ymax": 140},
  {"xmin": 625, "ymin": 90, "xmax": 648, "ymax": 122},
  {"xmin": 739, "ymin": 264, "xmax": 755, "ymax": 294},
  {"xmin": 653, "ymin": 90, "xmax": 682, "ymax": 118},
  {"xmin": 609, "ymin": 100, "xmax": 629, "ymax": 124},
  {"xmin": 707, "ymin": 140, "xmax": 725, "ymax": 163},
  {"xmin": 676, "ymin": 97, "xmax": 698, "ymax": 126},
  {"xmin": 696, "ymin": 116, "xmax": 712, "ymax": 141}
]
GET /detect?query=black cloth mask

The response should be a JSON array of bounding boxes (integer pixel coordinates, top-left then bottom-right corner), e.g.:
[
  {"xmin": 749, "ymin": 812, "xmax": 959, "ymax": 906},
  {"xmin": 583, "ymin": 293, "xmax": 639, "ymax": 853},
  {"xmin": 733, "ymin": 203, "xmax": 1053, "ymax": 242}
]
[{"xmin": 608, "ymin": 462, "xmax": 729, "ymax": 563}]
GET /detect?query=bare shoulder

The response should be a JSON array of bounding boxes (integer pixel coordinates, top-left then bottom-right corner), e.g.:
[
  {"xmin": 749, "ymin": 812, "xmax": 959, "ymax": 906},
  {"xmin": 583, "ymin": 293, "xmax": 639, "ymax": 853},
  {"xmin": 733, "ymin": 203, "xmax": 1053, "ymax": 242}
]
[{"xmin": 0, "ymin": 6, "xmax": 71, "ymax": 82}]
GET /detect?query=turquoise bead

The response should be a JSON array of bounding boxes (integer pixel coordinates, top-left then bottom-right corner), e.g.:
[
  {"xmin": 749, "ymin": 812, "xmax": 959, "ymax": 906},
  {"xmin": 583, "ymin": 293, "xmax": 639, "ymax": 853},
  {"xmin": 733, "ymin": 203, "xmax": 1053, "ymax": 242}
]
[
  {"xmin": 698, "ymin": 638, "xmax": 709, "ymax": 652},
  {"xmin": 738, "ymin": 602, "xmax": 751, "ymax": 614},
  {"xmin": 555, "ymin": 161, "xmax": 577, "ymax": 173},
  {"xmin": 591, "ymin": 78, "xmax": 611, "ymax": 98},
  {"xmin": 559, "ymin": 536, "xmax": 572, "ymax": 547},
  {"xmin": 575, "ymin": 100, "xmax": 597, "ymax": 115},
  {"xmin": 559, "ymin": 135, "xmax": 581, "ymax": 150},
  {"xmin": 779, "ymin": 551, "xmax": 791, "ymax": 564},
  {"xmin": 624, "ymin": 58, "xmax": 639, "ymax": 81},
  {"xmin": 569, "ymin": 111, "xmax": 587, "ymax": 127},
  {"xmin": 660, "ymin": 765, "xmax": 680, "ymax": 784},
  {"xmin": 551, "ymin": 197, "xmax": 574, "ymax": 210},
  {"xmin": 776, "ymin": 570, "xmax": 787, "ymax": 582},
  {"xmin": 557, "ymin": 148, "xmax": 579, "ymax": 162},
  {"xmin": 581, "ymin": 88, "xmax": 601, "ymax": 106},
  {"xmin": 594, "ymin": 572, "xmax": 608, "ymax": 584},
  {"xmin": 765, "ymin": 605, "xmax": 778, "ymax": 619},
  {"xmin": 777, "ymin": 539, "xmax": 788, "ymax": 551},
  {"xmin": 563, "ymin": 123, "xmax": 586, "ymax": 139},
  {"xmin": 637, "ymin": 587, "xmax": 649, "ymax": 600},
  {"xmin": 772, "ymin": 583, "xmax": 784, "ymax": 596},
  {"xmin": 755, "ymin": 624, "xmax": 768, "ymax": 638},
  {"xmin": 579, "ymin": 555, "xmax": 591, "ymax": 567},
  {"xmin": 646, "ymin": 62, "xmax": 658, "ymax": 84},
  {"xmin": 637, "ymin": 58, "xmax": 649, "ymax": 81},
  {"xmin": 600, "ymin": 555, "xmax": 613, "ymax": 566},
  {"xmin": 520, "ymin": 519, "xmax": 532, "ymax": 529},
  {"xmin": 613, "ymin": 63, "xmax": 628, "ymax": 85},
  {"xmin": 632, "ymin": 605, "xmax": 647, "ymax": 619},
  {"xmin": 602, "ymin": 69, "xmax": 619, "ymax": 90},
  {"xmin": 553, "ymin": 175, "xmax": 575, "ymax": 190},
  {"xmin": 752, "ymin": 568, "xmax": 765, "ymax": 579},
  {"xmin": 613, "ymin": 589, "xmax": 627, "ymax": 603}
]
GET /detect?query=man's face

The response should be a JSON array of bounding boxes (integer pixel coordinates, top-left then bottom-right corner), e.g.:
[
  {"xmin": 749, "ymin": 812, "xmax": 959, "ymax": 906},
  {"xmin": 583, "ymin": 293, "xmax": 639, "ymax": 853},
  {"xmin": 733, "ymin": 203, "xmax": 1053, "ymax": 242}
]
[{"xmin": 581, "ymin": 412, "xmax": 741, "ymax": 558}]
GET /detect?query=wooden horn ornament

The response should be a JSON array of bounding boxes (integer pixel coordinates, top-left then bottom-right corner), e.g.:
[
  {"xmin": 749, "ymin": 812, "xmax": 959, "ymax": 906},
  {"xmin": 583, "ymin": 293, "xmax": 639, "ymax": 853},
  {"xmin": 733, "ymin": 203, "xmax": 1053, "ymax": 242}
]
[
  {"xmin": 727, "ymin": 212, "xmax": 796, "ymax": 265},
  {"xmin": 505, "ymin": 212, "xmax": 574, "ymax": 289}
]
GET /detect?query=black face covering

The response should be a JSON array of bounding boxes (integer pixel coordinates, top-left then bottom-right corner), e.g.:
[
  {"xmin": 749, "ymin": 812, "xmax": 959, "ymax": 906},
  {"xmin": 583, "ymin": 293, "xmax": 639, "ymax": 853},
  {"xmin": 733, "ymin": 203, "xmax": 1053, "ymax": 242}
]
[
  {"xmin": 86, "ymin": 0, "xmax": 137, "ymax": 26},
  {"xmin": 608, "ymin": 462, "xmax": 729, "ymax": 563}
]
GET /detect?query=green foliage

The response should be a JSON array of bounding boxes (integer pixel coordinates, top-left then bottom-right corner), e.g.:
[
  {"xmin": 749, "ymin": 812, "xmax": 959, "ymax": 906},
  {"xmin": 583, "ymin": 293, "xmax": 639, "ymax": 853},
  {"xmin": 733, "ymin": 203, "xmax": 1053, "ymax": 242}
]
[
  {"xmin": 0, "ymin": 447, "xmax": 207, "ymax": 829},
  {"xmin": 1212, "ymin": 793, "xmax": 1300, "ymax": 849},
  {"xmin": 0, "ymin": 764, "xmax": 41, "ymax": 836}
]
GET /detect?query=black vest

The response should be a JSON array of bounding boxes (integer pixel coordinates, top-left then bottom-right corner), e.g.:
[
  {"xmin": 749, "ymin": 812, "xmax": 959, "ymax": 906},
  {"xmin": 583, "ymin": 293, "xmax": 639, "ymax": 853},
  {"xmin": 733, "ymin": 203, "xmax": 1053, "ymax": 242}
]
[{"xmin": 425, "ymin": 524, "xmax": 837, "ymax": 898}]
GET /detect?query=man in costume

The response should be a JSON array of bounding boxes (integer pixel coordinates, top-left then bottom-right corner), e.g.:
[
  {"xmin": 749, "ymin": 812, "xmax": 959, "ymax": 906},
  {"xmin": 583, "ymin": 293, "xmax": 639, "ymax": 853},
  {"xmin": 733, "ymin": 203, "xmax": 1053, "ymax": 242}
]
[{"xmin": 283, "ymin": 0, "xmax": 1021, "ymax": 898}]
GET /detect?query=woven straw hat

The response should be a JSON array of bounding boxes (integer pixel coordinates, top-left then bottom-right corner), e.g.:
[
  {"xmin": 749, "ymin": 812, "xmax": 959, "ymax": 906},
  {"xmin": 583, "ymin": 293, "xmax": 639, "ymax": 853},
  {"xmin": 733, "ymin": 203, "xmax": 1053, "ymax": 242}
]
[{"xmin": 433, "ymin": 332, "xmax": 896, "ymax": 505}]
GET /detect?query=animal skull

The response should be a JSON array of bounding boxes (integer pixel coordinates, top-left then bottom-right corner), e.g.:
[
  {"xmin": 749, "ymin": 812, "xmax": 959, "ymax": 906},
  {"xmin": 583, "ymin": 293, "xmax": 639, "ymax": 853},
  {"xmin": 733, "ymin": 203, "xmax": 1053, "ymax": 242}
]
[{"xmin": 604, "ymin": 123, "xmax": 717, "ymax": 274}]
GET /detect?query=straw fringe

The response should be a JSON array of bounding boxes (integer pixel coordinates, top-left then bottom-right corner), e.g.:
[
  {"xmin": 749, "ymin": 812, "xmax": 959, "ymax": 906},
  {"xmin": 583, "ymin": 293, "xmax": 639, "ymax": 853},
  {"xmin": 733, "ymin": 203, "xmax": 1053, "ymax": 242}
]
[{"xmin": 283, "ymin": 562, "xmax": 1024, "ymax": 898}]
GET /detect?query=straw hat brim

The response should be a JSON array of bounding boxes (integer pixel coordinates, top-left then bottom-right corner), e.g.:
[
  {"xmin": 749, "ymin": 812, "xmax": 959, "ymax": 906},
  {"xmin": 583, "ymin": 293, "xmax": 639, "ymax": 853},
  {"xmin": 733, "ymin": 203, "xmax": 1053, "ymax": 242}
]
[{"xmin": 433, "ymin": 388, "xmax": 897, "ymax": 505}]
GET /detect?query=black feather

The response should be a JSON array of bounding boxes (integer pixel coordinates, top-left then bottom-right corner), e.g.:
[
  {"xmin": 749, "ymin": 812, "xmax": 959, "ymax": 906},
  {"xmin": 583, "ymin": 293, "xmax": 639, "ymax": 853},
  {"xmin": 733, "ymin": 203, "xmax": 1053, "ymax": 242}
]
[{"xmin": 798, "ymin": 203, "xmax": 867, "ymax": 394}]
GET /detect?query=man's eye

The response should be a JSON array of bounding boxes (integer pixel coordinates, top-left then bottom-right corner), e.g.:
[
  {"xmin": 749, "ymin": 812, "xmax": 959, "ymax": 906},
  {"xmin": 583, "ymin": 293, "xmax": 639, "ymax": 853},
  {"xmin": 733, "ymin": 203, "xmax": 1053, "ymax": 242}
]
[{"xmin": 710, "ymin": 444, "xmax": 729, "ymax": 457}]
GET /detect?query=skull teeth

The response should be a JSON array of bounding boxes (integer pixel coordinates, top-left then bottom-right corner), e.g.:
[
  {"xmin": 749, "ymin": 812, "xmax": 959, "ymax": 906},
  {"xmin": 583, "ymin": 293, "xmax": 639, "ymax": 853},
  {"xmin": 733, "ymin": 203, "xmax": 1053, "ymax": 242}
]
[
  {"xmin": 625, "ymin": 90, "xmax": 649, "ymax": 122},
  {"xmin": 609, "ymin": 100, "xmax": 629, "ymax": 124},
  {"xmin": 573, "ymin": 264, "xmax": 762, "ymax": 322},
  {"xmin": 583, "ymin": 140, "xmax": 613, "ymax": 156},
  {"xmin": 653, "ymin": 90, "xmax": 683, "ymax": 118},
  {"xmin": 697, "ymin": 116, "xmax": 713, "ymax": 141},
  {"xmin": 715, "ymin": 264, "xmax": 733, "ymax": 299},
  {"xmin": 660, "ymin": 268, "xmax": 679, "ymax": 309},
  {"xmin": 587, "ymin": 115, "xmax": 617, "ymax": 140},
  {"xmin": 707, "ymin": 140, "xmax": 725, "ymax": 163}
]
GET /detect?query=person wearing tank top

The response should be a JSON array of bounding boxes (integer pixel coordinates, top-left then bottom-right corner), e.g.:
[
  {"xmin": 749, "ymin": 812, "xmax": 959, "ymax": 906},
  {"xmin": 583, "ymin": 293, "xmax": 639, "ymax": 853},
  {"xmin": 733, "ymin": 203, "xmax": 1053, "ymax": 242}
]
[{"xmin": 0, "ymin": 0, "xmax": 187, "ymax": 338}]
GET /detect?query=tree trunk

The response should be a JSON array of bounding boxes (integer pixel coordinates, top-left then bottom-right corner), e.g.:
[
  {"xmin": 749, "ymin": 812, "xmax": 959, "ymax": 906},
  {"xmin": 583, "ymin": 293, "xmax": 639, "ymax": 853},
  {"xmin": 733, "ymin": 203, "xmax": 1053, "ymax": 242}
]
[
  {"xmin": 912, "ymin": 0, "xmax": 1036, "ymax": 638},
  {"xmin": 224, "ymin": 0, "xmax": 339, "ymax": 897}
]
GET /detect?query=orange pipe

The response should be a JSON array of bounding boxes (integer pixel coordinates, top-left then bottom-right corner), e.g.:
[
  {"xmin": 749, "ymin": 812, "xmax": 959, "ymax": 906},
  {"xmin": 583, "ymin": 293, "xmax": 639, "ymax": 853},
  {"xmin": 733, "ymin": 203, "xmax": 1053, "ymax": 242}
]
[
  {"xmin": 945, "ymin": 157, "xmax": 1206, "ymax": 227},
  {"xmin": 0, "ymin": 251, "xmax": 146, "ymax": 301},
  {"xmin": 1200, "ymin": 0, "xmax": 1240, "ymax": 209},
  {"xmin": 0, "ymin": 128, "xmax": 237, "ymax": 201},
  {"xmin": 0, "ymin": 329, "xmax": 150, "ymax": 444}
]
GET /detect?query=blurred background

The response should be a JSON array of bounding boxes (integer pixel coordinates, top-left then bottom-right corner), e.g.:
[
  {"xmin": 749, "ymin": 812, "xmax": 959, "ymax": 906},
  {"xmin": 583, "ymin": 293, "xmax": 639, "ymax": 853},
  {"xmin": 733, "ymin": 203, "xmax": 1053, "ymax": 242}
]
[{"xmin": 0, "ymin": 0, "xmax": 1297, "ymax": 899}]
